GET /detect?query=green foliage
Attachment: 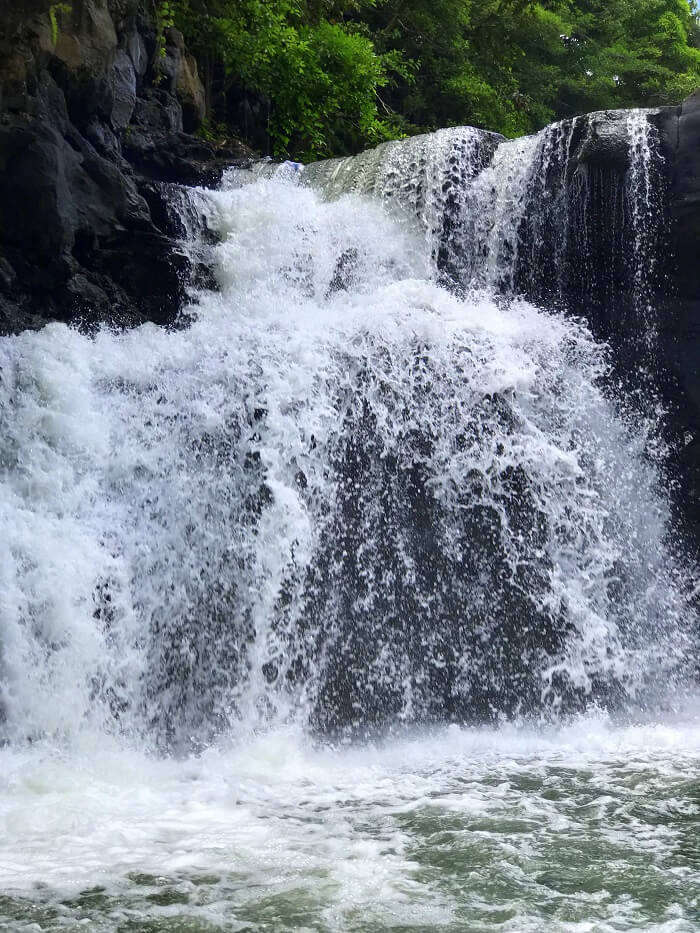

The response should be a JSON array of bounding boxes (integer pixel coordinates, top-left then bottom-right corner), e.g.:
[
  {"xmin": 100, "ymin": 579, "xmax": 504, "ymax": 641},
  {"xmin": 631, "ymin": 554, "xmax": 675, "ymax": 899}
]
[
  {"xmin": 175, "ymin": 0, "xmax": 409, "ymax": 158},
  {"xmin": 366, "ymin": 0, "xmax": 700, "ymax": 136},
  {"xmin": 169, "ymin": 0, "xmax": 700, "ymax": 156},
  {"xmin": 48, "ymin": 2, "xmax": 72, "ymax": 46},
  {"xmin": 157, "ymin": 0, "xmax": 177, "ymax": 58}
]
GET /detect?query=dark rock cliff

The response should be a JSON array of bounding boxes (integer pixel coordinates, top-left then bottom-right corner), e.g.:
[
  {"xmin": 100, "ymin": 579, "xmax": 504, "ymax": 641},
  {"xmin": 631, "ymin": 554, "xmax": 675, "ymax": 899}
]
[
  {"xmin": 656, "ymin": 95, "xmax": 700, "ymax": 545},
  {"xmin": 460, "ymin": 105, "xmax": 700, "ymax": 558},
  {"xmin": 0, "ymin": 0, "xmax": 252, "ymax": 334}
]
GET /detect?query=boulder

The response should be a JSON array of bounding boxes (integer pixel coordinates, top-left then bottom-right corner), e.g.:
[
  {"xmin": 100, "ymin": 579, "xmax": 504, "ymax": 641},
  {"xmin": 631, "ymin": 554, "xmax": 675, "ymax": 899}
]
[
  {"xmin": 131, "ymin": 87, "xmax": 183, "ymax": 133},
  {"xmin": 651, "ymin": 94, "xmax": 700, "ymax": 549},
  {"xmin": 123, "ymin": 126, "xmax": 251, "ymax": 186},
  {"xmin": 577, "ymin": 110, "xmax": 633, "ymax": 169},
  {"xmin": 53, "ymin": 0, "xmax": 118, "ymax": 73},
  {"xmin": 127, "ymin": 30, "xmax": 148, "ymax": 80}
]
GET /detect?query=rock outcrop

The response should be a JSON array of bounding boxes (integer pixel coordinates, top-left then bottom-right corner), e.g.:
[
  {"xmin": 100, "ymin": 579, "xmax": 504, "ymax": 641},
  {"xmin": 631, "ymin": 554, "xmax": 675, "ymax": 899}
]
[
  {"xmin": 653, "ymin": 97, "xmax": 700, "ymax": 551},
  {"xmin": 520, "ymin": 103, "xmax": 700, "ymax": 556},
  {"xmin": 0, "ymin": 0, "xmax": 252, "ymax": 334},
  {"xmin": 513, "ymin": 103, "xmax": 700, "ymax": 555}
]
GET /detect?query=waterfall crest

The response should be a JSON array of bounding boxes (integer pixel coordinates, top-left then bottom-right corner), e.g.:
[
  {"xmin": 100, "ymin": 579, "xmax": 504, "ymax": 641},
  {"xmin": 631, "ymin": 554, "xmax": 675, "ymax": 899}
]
[{"xmin": 304, "ymin": 110, "xmax": 666, "ymax": 326}]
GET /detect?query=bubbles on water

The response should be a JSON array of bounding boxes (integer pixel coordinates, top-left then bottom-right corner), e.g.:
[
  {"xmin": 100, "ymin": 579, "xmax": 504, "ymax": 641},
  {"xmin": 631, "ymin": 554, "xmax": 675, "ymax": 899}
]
[{"xmin": 1, "ymin": 711, "xmax": 699, "ymax": 930}]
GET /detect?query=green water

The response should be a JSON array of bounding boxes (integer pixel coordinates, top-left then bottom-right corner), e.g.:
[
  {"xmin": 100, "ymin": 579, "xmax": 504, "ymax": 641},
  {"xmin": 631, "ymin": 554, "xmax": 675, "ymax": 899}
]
[{"xmin": 1, "ymin": 714, "xmax": 698, "ymax": 932}]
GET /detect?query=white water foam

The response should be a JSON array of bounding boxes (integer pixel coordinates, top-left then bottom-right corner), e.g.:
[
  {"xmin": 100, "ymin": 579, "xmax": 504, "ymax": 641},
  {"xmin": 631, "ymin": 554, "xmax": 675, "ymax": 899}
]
[
  {"xmin": 0, "ymin": 136, "xmax": 697, "ymax": 933},
  {"xmin": 0, "ymin": 707, "xmax": 699, "ymax": 930},
  {"xmin": 0, "ymin": 172, "xmax": 692, "ymax": 749}
]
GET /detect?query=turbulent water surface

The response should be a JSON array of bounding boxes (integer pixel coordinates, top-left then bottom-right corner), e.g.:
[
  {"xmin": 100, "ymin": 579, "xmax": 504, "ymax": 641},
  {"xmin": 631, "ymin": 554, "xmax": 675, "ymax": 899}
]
[
  {"xmin": 1, "ymin": 114, "xmax": 699, "ymax": 931},
  {"xmin": 1, "ymin": 714, "xmax": 699, "ymax": 932}
]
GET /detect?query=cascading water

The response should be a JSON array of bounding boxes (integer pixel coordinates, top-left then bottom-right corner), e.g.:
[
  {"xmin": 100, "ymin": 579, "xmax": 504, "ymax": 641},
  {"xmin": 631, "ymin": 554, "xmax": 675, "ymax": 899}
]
[
  {"xmin": 0, "ymin": 113, "xmax": 698, "ymax": 932},
  {"xmin": 305, "ymin": 110, "xmax": 667, "ymax": 329},
  {"xmin": 302, "ymin": 127, "xmax": 500, "ymax": 280},
  {"xmin": 0, "ymin": 168, "xmax": 691, "ymax": 748}
]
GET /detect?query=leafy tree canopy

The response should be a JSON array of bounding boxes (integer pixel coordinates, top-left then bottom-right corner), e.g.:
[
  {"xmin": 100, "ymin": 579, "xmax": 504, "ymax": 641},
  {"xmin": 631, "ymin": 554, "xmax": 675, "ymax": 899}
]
[{"xmin": 171, "ymin": 0, "xmax": 700, "ymax": 159}]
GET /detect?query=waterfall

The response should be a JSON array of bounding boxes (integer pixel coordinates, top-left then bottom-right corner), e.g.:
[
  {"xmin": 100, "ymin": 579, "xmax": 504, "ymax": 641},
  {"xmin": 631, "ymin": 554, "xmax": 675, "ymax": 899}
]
[
  {"xmin": 305, "ymin": 110, "xmax": 667, "ymax": 326},
  {"xmin": 0, "ymin": 115, "xmax": 694, "ymax": 752},
  {"xmin": 302, "ymin": 127, "xmax": 500, "ymax": 279}
]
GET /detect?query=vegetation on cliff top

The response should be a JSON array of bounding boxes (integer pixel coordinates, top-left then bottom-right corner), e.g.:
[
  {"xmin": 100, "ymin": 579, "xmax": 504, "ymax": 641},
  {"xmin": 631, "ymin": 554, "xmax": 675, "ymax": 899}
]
[{"xmin": 171, "ymin": 0, "xmax": 700, "ymax": 159}]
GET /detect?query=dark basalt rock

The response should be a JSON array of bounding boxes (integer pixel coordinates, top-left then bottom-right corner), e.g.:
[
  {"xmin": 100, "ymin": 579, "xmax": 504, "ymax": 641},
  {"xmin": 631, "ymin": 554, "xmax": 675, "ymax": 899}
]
[
  {"xmin": 109, "ymin": 48, "xmax": 137, "ymax": 129},
  {"xmin": 651, "ymin": 96, "xmax": 700, "ymax": 553},
  {"xmin": 123, "ymin": 121, "xmax": 251, "ymax": 186},
  {"xmin": 0, "ymin": 71, "xmax": 184, "ymax": 330},
  {"xmin": 508, "ymin": 101, "xmax": 700, "ymax": 559},
  {"xmin": 576, "ymin": 110, "xmax": 633, "ymax": 169},
  {"xmin": 0, "ymin": 0, "xmax": 254, "ymax": 336},
  {"xmin": 160, "ymin": 27, "xmax": 206, "ymax": 133}
]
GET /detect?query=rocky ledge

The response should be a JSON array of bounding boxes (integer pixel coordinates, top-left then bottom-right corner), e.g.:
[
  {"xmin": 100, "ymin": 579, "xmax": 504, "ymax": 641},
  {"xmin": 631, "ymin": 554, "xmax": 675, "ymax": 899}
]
[{"xmin": 0, "ymin": 0, "xmax": 253, "ymax": 334}]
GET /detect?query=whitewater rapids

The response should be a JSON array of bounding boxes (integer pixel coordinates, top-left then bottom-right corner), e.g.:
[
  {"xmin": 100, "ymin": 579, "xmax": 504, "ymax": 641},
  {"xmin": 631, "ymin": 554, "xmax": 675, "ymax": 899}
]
[
  {"xmin": 0, "ymin": 151, "xmax": 698, "ymax": 930},
  {"xmin": 1, "ymin": 712, "xmax": 699, "ymax": 930}
]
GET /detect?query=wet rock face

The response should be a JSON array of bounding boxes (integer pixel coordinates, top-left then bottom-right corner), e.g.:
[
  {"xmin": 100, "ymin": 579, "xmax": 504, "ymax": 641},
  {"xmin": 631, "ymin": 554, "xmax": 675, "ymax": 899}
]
[
  {"xmin": 510, "ymin": 102, "xmax": 700, "ymax": 558},
  {"xmin": 0, "ymin": 0, "xmax": 253, "ymax": 335},
  {"xmin": 161, "ymin": 27, "xmax": 207, "ymax": 133},
  {"xmin": 576, "ymin": 110, "xmax": 635, "ymax": 170},
  {"xmin": 513, "ymin": 102, "xmax": 700, "ymax": 559},
  {"xmin": 651, "ymin": 96, "xmax": 700, "ymax": 554}
]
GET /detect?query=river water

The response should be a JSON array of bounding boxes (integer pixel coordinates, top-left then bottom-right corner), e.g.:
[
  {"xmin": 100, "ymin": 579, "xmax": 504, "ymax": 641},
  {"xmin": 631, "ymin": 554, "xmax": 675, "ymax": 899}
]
[
  {"xmin": 1, "ymin": 712, "xmax": 699, "ymax": 931},
  {"xmin": 1, "ymin": 117, "xmax": 698, "ymax": 930}
]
